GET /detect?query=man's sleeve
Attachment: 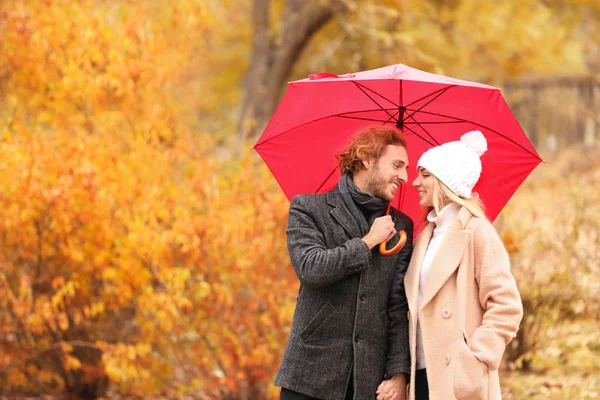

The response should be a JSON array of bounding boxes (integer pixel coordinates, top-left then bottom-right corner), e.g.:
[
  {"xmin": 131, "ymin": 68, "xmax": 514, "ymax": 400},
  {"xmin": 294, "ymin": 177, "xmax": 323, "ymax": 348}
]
[
  {"xmin": 286, "ymin": 195, "xmax": 372, "ymax": 288},
  {"xmin": 385, "ymin": 216, "xmax": 414, "ymax": 378}
]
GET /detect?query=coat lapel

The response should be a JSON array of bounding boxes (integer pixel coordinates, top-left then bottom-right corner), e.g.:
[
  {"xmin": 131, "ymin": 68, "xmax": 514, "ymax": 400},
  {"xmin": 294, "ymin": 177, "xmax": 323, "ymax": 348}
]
[
  {"xmin": 327, "ymin": 190, "xmax": 362, "ymax": 238},
  {"xmin": 404, "ymin": 222, "xmax": 434, "ymax": 314},
  {"xmin": 420, "ymin": 207, "xmax": 472, "ymax": 309}
]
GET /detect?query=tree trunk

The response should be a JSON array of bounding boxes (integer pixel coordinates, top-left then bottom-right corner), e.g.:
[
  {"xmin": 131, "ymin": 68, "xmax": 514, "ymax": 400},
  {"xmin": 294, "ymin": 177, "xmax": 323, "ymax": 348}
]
[{"xmin": 238, "ymin": 0, "xmax": 344, "ymax": 139}]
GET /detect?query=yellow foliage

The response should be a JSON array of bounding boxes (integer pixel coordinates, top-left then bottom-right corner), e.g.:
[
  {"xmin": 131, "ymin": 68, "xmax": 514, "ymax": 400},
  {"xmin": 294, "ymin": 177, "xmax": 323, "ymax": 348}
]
[
  {"xmin": 296, "ymin": 0, "xmax": 590, "ymax": 87},
  {"xmin": 0, "ymin": 1, "xmax": 293, "ymax": 397},
  {"xmin": 65, "ymin": 355, "xmax": 82, "ymax": 371},
  {"xmin": 498, "ymin": 145, "xmax": 600, "ymax": 370},
  {"xmin": 3, "ymin": 0, "xmax": 593, "ymax": 398}
]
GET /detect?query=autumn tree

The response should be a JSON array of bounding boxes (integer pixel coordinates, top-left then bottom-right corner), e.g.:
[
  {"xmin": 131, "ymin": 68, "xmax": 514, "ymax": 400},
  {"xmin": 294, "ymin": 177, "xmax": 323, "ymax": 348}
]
[
  {"xmin": 0, "ymin": 1, "xmax": 296, "ymax": 398},
  {"xmin": 236, "ymin": 0, "xmax": 597, "ymax": 138},
  {"xmin": 1, "ymin": 1, "xmax": 598, "ymax": 399},
  {"xmin": 237, "ymin": 0, "xmax": 347, "ymax": 138}
]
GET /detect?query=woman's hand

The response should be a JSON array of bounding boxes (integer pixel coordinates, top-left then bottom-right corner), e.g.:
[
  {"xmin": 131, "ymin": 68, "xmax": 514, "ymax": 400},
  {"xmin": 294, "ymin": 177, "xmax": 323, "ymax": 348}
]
[{"xmin": 376, "ymin": 373, "xmax": 407, "ymax": 400}]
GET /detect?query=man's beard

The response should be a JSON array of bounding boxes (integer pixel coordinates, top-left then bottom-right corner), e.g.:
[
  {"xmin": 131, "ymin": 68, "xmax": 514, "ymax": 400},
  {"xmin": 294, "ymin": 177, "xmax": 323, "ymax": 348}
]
[{"xmin": 364, "ymin": 165, "xmax": 394, "ymax": 201}]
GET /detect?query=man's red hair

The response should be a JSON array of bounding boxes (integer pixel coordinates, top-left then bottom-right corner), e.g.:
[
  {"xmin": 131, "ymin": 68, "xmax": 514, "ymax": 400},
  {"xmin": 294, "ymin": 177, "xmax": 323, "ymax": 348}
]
[{"xmin": 336, "ymin": 126, "xmax": 408, "ymax": 174}]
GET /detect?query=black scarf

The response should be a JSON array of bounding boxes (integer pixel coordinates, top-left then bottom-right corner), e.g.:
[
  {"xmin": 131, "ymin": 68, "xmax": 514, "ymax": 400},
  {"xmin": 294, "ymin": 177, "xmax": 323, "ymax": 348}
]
[{"xmin": 338, "ymin": 172, "xmax": 389, "ymax": 236}]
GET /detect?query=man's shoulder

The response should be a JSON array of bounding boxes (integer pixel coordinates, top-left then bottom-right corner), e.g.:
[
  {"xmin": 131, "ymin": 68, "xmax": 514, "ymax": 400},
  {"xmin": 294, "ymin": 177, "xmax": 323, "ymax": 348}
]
[{"xmin": 290, "ymin": 191, "xmax": 330, "ymax": 208}]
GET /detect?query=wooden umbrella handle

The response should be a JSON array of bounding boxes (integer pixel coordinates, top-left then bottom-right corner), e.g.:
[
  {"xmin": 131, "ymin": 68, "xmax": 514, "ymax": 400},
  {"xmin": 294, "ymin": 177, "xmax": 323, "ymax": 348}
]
[{"xmin": 379, "ymin": 203, "xmax": 407, "ymax": 256}]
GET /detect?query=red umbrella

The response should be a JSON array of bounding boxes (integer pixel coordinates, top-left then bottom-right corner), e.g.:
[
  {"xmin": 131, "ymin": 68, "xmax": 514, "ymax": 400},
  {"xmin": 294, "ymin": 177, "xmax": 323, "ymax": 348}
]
[{"xmin": 254, "ymin": 63, "xmax": 542, "ymax": 225}]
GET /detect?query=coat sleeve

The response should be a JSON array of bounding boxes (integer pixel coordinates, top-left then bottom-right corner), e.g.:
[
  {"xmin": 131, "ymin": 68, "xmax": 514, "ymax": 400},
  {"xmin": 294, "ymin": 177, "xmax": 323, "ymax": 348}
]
[
  {"xmin": 286, "ymin": 195, "xmax": 372, "ymax": 288},
  {"xmin": 470, "ymin": 221, "xmax": 524, "ymax": 370},
  {"xmin": 385, "ymin": 216, "xmax": 414, "ymax": 378}
]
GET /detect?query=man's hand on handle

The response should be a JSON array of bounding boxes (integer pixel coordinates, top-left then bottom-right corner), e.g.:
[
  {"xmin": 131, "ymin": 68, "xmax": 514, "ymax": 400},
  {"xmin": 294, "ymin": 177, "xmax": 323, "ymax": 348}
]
[{"xmin": 362, "ymin": 215, "xmax": 396, "ymax": 249}]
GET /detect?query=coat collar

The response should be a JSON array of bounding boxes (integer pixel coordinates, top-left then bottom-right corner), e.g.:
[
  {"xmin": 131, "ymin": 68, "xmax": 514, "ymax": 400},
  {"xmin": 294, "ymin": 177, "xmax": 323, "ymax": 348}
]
[
  {"xmin": 327, "ymin": 187, "xmax": 362, "ymax": 238},
  {"xmin": 405, "ymin": 206, "xmax": 473, "ymax": 312}
]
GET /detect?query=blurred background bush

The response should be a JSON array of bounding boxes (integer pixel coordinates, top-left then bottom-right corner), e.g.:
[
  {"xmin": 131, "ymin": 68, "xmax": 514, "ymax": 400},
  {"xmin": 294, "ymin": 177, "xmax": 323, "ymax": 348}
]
[{"xmin": 0, "ymin": 0, "xmax": 598, "ymax": 399}]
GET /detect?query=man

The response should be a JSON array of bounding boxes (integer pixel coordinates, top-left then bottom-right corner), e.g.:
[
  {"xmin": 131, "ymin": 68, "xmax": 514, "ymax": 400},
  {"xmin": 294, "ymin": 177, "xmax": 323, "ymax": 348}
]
[{"xmin": 275, "ymin": 126, "xmax": 414, "ymax": 400}]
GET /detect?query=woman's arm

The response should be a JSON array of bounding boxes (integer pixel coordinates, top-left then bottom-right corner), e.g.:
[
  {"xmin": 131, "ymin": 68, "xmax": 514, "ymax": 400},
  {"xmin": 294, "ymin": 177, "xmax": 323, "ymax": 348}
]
[{"xmin": 469, "ymin": 220, "xmax": 523, "ymax": 370}]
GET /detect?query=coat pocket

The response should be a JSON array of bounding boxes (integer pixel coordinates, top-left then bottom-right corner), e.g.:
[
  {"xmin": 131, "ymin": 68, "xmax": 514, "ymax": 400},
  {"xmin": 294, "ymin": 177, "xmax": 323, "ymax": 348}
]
[
  {"xmin": 453, "ymin": 330, "xmax": 489, "ymax": 400},
  {"xmin": 300, "ymin": 302, "xmax": 334, "ymax": 342}
]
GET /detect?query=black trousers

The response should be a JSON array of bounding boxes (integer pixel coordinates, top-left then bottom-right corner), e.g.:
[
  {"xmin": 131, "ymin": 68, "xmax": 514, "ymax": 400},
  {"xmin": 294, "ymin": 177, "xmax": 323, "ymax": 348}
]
[
  {"xmin": 280, "ymin": 388, "xmax": 354, "ymax": 400},
  {"xmin": 415, "ymin": 369, "xmax": 429, "ymax": 400},
  {"xmin": 280, "ymin": 373, "xmax": 354, "ymax": 400}
]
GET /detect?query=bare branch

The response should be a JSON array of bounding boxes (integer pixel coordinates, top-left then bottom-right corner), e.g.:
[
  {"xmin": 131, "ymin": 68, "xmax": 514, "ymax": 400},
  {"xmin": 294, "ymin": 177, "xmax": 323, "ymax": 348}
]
[
  {"xmin": 238, "ymin": 0, "xmax": 273, "ymax": 137},
  {"xmin": 239, "ymin": 0, "xmax": 345, "ymax": 139},
  {"xmin": 262, "ymin": 0, "xmax": 337, "ymax": 117}
]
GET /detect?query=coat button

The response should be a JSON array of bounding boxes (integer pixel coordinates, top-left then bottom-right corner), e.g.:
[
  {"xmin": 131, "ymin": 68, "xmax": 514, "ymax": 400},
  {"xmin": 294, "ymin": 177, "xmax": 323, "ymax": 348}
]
[
  {"xmin": 355, "ymin": 336, "xmax": 361, "ymax": 343},
  {"xmin": 359, "ymin": 293, "xmax": 366, "ymax": 301},
  {"xmin": 442, "ymin": 308, "xmax": 452, "ymax": 319},
  {"xmin": 445, "ymin": 355, "xmax": 451, "ymax": 365}
]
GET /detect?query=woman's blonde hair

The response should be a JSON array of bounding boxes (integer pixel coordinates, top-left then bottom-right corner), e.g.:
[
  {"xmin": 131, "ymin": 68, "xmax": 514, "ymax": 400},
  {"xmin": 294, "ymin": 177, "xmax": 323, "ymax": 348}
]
[{"xmin": 421, "ymin": 171, "xmax": 488, "ymax": 223}]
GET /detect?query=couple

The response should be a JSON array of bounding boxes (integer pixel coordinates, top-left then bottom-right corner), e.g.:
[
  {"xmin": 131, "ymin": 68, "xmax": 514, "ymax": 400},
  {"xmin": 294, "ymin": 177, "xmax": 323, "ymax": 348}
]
[{"xmin": 274, "ymin": 126, "xmax": 523, "ymax": 400}]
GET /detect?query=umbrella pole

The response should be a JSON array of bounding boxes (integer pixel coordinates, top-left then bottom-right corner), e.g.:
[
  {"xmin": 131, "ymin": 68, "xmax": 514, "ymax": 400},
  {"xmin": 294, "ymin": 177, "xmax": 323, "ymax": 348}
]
[{"xmin": 379, "ymin": 203, "xmax": 407, "ymax": 256}]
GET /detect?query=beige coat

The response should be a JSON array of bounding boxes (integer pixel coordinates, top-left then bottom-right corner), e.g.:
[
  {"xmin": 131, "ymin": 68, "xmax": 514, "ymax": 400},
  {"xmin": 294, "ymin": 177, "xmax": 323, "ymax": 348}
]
[{"xmin": 405, "ymin": 207, "xmax": 523, "ymax": 400}]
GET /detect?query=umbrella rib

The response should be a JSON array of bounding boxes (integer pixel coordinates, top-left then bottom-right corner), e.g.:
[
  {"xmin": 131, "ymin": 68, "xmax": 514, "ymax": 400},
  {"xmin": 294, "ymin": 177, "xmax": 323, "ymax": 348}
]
[
  {"xmin": 404, "ymin": 114, "xmax": 440, "ymax": 146},
  {"xmin": 399, "ymin": 79, "xmax": 403, "ymax": 109},
  {"xmin": 337, "ymin": 108, "xmax": 401, "ymax": 125},
  {"xmin": 337, "ymin": 115, "xmax": 393, "ymax": 123},
  {"xmin": 384, "ymin": 109, "xmax": 401, "ymax": 125},
  {"xmin": 352, "ymin": 82, "xmax": 398, "ymax": 121},
  {"xmin": 256, "ymin": 115, "xmax": 349, "ymax": 146},
  {"xmin": 413, "ymin": 110, "xmax": 540, "ymax": 157},
  {"xmin": 353, "ymin": 81, "xmax": 400, "ymax": 108},
  {"xmin": 404, "ymin": 108, "xmax": 466, "ymax": 123},
  {"xmin": 315, "ymin": 168, "xmax": 337, "ymax": 193},
  {"xmin": 337, "ymin": 107, "xmax": 403, "ymax": 115},
  {"xmin": 403, "ymin": 120, "xmax": 465, "ymax": 125},
  {"xmin": 335, "ymin": 109, "xmax": 472, "ymax": 124},
  {"xmin": 257, "ymin": 112, "xmax": 448, "ymax": 148},
  {"xmin": 256, "ymin": 110, "xmax": 402, "ymax": 147},
  {"xmin": 404, "ymin": 86, "xmax": 454, "ymax": 122},
  {"xmin": 405, "ymin": 85, "xmax": 456, "ymax": 109},
  {"xmin": 257, "ymin": 110, "xmax": 399, "ymax": 146},
  {"xmin": 402, "ymin": 123, "xmax": 437, "ymax": 147},
  {"xmin": 396, "ymin": 183, "xmax": 405, "ymax": 211},
  {"xmin": 257, "ymin": 87, "xmax": 538, "ymax": 160}
]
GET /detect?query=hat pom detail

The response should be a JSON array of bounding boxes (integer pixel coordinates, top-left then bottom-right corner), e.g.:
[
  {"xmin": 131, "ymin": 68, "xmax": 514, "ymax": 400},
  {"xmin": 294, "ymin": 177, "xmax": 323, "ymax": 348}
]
[{"xmin": 461, "ymin": 130, "xmax": 487, "ymax": 157}]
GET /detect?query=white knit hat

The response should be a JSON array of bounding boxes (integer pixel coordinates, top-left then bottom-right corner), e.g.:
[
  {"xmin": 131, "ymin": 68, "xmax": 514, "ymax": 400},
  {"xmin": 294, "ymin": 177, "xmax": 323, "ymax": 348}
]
[{"xmin": 417, "ymin": 130, "xmax": 488, "ymax": 198}]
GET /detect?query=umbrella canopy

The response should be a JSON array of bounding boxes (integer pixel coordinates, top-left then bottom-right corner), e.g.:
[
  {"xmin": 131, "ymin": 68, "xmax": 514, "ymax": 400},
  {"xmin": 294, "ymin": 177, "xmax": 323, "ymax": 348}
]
[{"xmin": 254, "ymin": 63, "xmax": 542, "ymax": 224}]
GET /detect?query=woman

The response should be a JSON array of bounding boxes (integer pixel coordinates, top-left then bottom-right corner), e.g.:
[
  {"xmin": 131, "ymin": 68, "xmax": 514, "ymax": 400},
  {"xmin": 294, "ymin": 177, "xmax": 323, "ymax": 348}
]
[{"xmin": 405, "ymin": 131, "xmax": 523, "ymax": 400}]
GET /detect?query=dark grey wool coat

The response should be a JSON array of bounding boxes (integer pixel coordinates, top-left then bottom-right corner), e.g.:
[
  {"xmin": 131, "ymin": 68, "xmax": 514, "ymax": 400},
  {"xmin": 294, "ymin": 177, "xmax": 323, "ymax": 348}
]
[{"xmin": 275, "ymin": 184, "xmax": 413, "ymax": 400}]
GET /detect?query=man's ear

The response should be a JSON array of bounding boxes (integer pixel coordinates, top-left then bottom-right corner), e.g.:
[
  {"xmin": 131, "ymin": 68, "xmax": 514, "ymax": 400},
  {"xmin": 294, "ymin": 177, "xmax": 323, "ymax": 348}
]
[{"xmin": 362, "ymin": 158, "xmax": 372, "ymax": 170}]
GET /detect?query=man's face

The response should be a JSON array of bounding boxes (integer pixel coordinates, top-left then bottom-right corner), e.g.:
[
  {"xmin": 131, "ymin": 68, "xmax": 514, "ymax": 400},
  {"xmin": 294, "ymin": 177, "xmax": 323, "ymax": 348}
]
[{"xmin": 363, "ymin": 145, "xmax": 409, "ymax": 201}]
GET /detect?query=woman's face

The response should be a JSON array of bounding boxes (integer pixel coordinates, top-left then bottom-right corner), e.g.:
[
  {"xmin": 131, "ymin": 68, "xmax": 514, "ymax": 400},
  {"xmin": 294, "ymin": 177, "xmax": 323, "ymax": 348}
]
[{"xmin": 412, "ymin": 167, "xmax": 435, "ymax": 207}]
